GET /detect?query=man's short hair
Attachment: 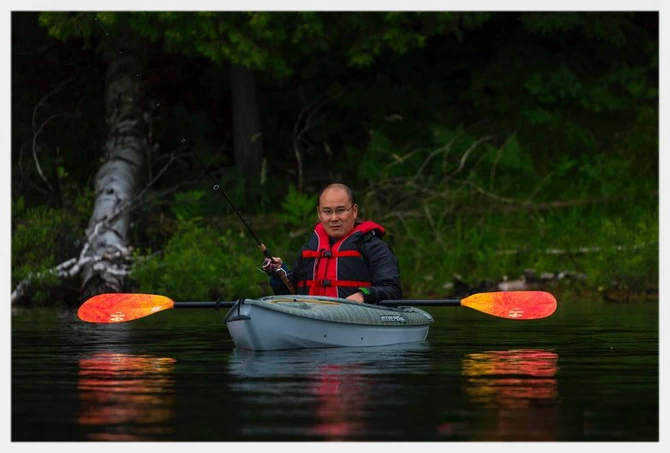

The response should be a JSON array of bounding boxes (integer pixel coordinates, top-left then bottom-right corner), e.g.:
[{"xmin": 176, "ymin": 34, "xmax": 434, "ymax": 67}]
[{"xmin": 318, "ymin": 183, "xmax": 355, "ymax": 207}]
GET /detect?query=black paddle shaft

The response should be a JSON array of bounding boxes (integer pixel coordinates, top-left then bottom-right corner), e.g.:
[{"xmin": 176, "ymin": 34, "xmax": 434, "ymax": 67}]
[
  {"xmin": 172, "ymin": 299, "xmax": 462, "ymax": 309},
  {"xmin": 174, "ymin": 301, "xmax": 235, "ymax": 309},
  {"xmin": 379, "ymin": 299, "xmax": 462, "ymax": 307}
]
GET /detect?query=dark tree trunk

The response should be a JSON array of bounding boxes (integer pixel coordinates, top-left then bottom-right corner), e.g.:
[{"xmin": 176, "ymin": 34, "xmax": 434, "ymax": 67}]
[
  {"xmin": 231, "ymin": 63, "xmax": 263, "ymax": 201},
  {"xmin": 80, "ymin": 50, "xmax": 150, "ymax": 301}
]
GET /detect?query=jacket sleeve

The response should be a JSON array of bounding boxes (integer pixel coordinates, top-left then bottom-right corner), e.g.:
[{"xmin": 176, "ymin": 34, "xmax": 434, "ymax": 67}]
[{"xmin": 360, "ymin": 236, "xmax": 402, "ymax": 303}]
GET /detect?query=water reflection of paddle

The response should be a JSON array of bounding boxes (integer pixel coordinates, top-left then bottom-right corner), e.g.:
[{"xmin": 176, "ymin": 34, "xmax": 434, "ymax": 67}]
[
  {"xmin": 77, "ymin": 352, "xmax": 177, "ymax": 441},
  {"xmin": 229, "ymin": 343, "xmax": 431, "ymax": 440},
  {"xmin": 463, "ymin": 349, "xmax": 559, "ymax": 406},
  {"xmin": 457, "ymin": 349, "xmax": 560, "ymax": 440}
]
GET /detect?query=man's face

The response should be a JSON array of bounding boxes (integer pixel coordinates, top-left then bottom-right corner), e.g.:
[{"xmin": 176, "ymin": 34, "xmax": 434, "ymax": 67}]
[{"xmin": 317, "ymin": 188, "xmax": 358, "ymax": 240}]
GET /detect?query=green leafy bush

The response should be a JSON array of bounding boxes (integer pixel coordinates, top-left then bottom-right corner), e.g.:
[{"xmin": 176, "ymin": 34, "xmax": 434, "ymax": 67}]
[
  {"xmin": 172, "ymin": 190, "xmax": 207, "ymax": 222},
  {"xmin": 278, "ymin": 184, "xmax": 318, "ymax": 227},
  {"xmin": 130, "ymin": 220, "xmax": 271, "ymax": 301},
  {"xmin": 11, "ymin": 195, "xmax": 89, "ymax": 303},
  {"xmin": 586, "ymin": 215, "xmax": 658, "ymax": 293}
]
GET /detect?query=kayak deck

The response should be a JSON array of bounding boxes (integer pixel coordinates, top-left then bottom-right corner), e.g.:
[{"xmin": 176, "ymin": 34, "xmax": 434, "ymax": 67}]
[{"xmin": 224, "ymin": 295, "xmax": 434, "ymax": 351}]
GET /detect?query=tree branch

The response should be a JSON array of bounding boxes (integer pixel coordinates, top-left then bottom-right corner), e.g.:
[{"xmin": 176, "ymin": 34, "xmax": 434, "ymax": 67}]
[{"xmin": 29, "ymin": 77, "xmax": 76, "ymax": 192}]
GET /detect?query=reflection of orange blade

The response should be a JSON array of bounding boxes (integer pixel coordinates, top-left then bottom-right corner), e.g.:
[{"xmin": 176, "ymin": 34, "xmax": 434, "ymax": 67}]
[
  {"xmin": 462, "ymin": 349, "xmax": 559, "ymax": 412},
  {"xmin": 78, "ymin": 353, "xmax": 176, "ymax": 440},
  {"xmin": 463, "ymin": 349, "xmax": 559, "ymax": 378},
  {"xmin": 462, "ymin": 291, "xmax": 557, "ymax": 320},
  {"xmin": 78, "ymin": 293, "xmax": 175, "ymax": 323}
]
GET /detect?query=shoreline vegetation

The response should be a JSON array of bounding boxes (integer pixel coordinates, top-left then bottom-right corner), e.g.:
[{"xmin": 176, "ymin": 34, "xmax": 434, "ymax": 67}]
[
  {"xmin": 12, "ymin": 189, "xmax": 658, "ymax": 307},
  {"xmin": 11, "ymin": 12, "xmax": 658, "ymax": 307}
]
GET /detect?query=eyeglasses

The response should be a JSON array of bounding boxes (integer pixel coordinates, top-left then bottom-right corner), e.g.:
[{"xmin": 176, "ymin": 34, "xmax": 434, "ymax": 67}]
[{"xmin": 319, "ymin": 205, "xmax": 354, "ymax": 218}]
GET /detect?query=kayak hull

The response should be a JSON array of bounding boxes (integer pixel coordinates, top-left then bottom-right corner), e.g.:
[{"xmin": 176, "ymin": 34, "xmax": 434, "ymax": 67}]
[{"xmin": 224, "ymin": 295, "xmax": 434, "ymax": 351}]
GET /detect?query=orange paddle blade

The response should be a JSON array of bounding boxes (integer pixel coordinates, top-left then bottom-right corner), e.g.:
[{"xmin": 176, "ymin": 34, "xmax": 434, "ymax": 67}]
[
  {"xmin": 461, "ymin": 291, "xmax": 557, "ymax": 320},
  {"xmin": 78, "ymin": 293, "xmax": 175, "ymax": 323}
]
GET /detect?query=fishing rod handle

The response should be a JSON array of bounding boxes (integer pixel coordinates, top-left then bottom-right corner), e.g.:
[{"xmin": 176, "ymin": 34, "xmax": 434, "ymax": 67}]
[{"xmin": 275, "ymin": 267, "xmax": 297, "ymax": 295}]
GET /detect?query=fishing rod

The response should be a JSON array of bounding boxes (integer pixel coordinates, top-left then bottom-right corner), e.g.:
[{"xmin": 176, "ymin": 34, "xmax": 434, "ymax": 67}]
[
  {"xmin": 193, "ymin": 152, "xmax": 296, "ymax": 295},
  {"xmin": 212, "ymin": 184, "xmax": 296, "ymax": 293}
]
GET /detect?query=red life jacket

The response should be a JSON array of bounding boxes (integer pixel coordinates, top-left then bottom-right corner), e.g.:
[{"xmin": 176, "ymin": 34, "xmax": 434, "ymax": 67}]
[{"xmin": 297, "ymin": 221, "xmax": 385, "ymax": 298}]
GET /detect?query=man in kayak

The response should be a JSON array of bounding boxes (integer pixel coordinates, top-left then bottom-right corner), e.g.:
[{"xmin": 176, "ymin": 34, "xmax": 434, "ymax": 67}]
[{"xmin": 261, "ymin": 183, "xmax": 402, "ymax": 304}]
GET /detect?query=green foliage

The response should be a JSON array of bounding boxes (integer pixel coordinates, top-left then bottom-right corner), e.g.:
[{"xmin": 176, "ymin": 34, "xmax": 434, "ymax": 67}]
[
  {"xmin": 353, "ymin": 124, "xmax": 535, "ymax": 199},
  {"xmin": 11, "ymin": 185, "xmax": 97, "ymax": 302},
  {"xmin": 349, "ymin": 113, "xmax": 658, "ymax": 297},
  {"xmin": 278, "ymin": 185, "xmax": 318, "ymax": 227},
  {"xmin": 391, "ymin": 201, "xmax": 658, "ymax": 298},
  {"xmin": 172, "ymin": 190, "xmax": 207, "ymax": 222},
  {"xmin": 458, "ymin": 13, "xmax": 657, "ymax": 177},
  {"xmin": 520, "ymin": 12, "xmax": 635, "ymax": 45},
  {"xmin": 38, "ymin": 12, "xmax": 99, "ymax": 40},
  {"xmin": 351, "ymin": 130, "xmax": 397, "ymax": 181},
  {"xmin": 586, "ymin": 215, "xmax": 658, "ymax": 293},
  {"xmin": 40, "ymin": 11, "xmax": 471, "ymax": 80},
  {"xmin": 12, "ymin": 199, "xmax": 59, "ymax": 285},
  {"xmin": 11, "ymin": 196, "xmax": 88, "ymax": 303},
  {"xmin": 25, "ymin": 11, "xmax": 658, "ymax": 302},
  {"xmin": 130, "ymin": 220, "xmax": 269, "ymax": 301},
  {"xmin": 353, "ymin": 126, "xmax": 455, "ymax": 182}
]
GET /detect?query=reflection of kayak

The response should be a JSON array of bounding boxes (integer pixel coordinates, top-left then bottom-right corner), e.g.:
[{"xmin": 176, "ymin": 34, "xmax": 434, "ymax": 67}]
[
  {"xmin": 224, "ymin": 295, "xmax": 434, "ymax": 351},
  {"xmin": 228, "ymin": 343, "xmax": 431, "ymax": 440},
  {"xmin": 228, "ymin": 342, "xmax": 432, "ymax": 378}
]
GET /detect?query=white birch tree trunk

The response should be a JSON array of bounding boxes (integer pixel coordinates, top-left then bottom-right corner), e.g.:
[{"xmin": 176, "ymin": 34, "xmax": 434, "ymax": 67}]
[{"xmin": 80, "ymin": 51, "xmax": 149, "ymax": 301}]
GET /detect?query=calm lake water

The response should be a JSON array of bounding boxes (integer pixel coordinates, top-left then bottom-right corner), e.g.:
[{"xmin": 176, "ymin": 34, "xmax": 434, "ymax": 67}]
[{"xmin": 11, "ymin": 294, "xmax": 659, "ymax": 441}]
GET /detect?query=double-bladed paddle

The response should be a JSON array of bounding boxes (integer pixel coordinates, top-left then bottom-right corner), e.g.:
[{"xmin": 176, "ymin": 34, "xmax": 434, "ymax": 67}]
[{"xmin": 77, "ymin": 291, "xmax": 557, "ymax": 324}]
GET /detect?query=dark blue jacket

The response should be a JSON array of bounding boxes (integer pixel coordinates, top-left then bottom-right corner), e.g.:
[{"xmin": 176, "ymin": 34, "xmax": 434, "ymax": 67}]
[{"xmin": 269, "ymin": 220, "xmax": 402, "ymax": 303}]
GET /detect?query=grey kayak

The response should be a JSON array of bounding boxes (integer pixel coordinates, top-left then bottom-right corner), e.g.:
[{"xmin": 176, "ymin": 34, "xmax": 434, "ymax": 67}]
[{"xmin": 224, "ymin": 295, "xmax": 434, "ymax": 351}]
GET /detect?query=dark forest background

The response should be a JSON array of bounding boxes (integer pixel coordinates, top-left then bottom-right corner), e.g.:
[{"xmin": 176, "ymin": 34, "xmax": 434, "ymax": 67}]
[{"xmin": 10, "ymin": 11, "xmax": 658, "ymax": 306}]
